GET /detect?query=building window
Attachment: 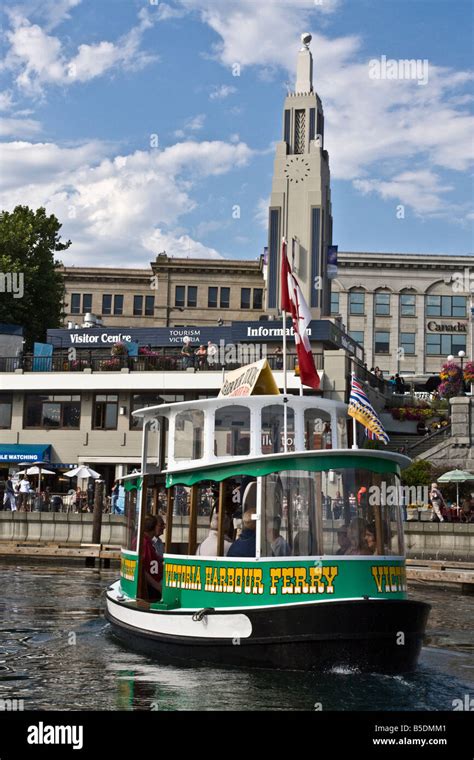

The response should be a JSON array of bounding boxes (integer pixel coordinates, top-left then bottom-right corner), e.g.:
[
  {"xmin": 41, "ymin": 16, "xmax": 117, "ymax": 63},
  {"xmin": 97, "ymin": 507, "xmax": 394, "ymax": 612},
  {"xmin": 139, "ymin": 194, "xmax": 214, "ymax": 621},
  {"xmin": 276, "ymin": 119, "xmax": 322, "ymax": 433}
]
[
  {"xmin": 25, "ymin": 394, "xmax": 81, "ymax": 429},
  {"xmin": 400, "ymin": 333, "xmax": 416, "ymax": 355},
  {"xmin": 93, "ymin": 394, "xmax": 118, "ymax": 430},
  {"xmin": 349, "ymin": 291, "xmax": 365, "ymax": 315},
  {"xmin": 70, "ymin": 294, "xmax": 81, "ymax": 315},
  {"xmin": 145, "ymin": 295, "xmax": 154, "ymax": 316},
  {"xmin": 175, "ymin": 286, "xmax": 185, "ymax": 308},
  {"xmin": 187, "ymin": 286, "xmax": 197, "ymax": 308},
  {"xmin": 82, "ymin": 294, "xmax": 92, "ymax": 313},
  {"xmin": 330, "ymin": 291, "xmax": 339, "ymax": 315},
  {"xmin": 208, "ymin": 287, "xmax": 218, "ymax": 308},
  {"xmin": 309, "ymin": 108, "xmax": 316, "ymax": 142},
  {"xmin": 0, "ymin": 394, "xmax": 12, "ymax": 429},
  {"xmin": 400, "ymin": 293, "xmax": 416, "ymax": 316},
  {"xmin": 375, "ymin": 292, "xmax": 390, "ymax": 316},
  {"xmin": 426, "ymin": 334, "xmax": 467, "ymax": 356},
  {"xmin": 374, "ymin": 331, "xmax": 390, "ymax": 354},
  {"xmin": 253, "ymin": 288, "xmax": 263, "ymax": 310},
  {"xmin": 284, "ymin": 109, "xmax": 291, "ymax": 144},
  {"xmin": 113, "ymin": 295, "xmax": 123, "ymax": 316},
  {"xmin": 426, "ymin": 295, "xmax": 467, "ymax": 318},
  {"xmin": 220, "ymin": 287, "xmax": 230, "ymax": 309},
  {"xmin": 349, "ymin": 330, "xmax": 364, "ymax": 347},
  {"xmin": 102, "ymin": 294, "xmax": 112, "ymax": 315},
  {"xmin": 241, "ymin": 288, "xmax": 251, "ymax": 309},
  {"xmin": 133, "ymin": 295, "xmax": 143, "ymax": 316}
]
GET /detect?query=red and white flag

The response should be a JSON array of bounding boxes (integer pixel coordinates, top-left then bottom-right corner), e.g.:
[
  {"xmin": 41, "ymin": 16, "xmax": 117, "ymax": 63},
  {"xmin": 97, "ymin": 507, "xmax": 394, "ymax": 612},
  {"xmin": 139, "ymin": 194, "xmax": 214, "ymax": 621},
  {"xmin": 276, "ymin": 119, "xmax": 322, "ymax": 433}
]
[{"xmin": 280, "ymin": 238, "xmax": 320, "ymax": 389}]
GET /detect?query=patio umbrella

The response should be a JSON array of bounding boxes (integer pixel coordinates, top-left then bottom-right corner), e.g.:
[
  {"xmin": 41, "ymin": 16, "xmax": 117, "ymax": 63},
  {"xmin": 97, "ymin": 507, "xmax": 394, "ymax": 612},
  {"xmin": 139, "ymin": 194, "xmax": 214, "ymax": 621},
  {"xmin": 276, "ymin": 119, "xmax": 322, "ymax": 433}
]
[
  {"xmin": 16, "ymin": 461, "xmax": 54, "ymax": 495},
  {"xmin": 64, "ymin": 466, "xmax": 101, "ymax": 480},
  {"xmin": 437, "ymin": 469, "xmax": 474, "ymax": 508}
]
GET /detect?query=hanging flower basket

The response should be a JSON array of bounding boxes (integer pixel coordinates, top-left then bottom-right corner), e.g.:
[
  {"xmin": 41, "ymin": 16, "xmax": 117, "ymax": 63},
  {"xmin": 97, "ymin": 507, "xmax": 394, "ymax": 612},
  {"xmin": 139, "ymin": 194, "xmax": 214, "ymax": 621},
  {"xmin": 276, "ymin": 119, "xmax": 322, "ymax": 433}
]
[
  {"xmin": 464, "ymin": 361, "xmax": 474, "ymax": 383},
  {"xmin": 111, "ymin": 342, "xmax": 128, "ymax": 357}
]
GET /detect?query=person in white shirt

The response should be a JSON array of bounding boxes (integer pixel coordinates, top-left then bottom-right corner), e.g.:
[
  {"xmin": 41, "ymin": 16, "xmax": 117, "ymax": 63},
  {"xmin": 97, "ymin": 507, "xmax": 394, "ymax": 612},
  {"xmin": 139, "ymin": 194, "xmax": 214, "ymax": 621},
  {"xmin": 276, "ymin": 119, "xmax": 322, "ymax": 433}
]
[
  {"xmin": 207, "ymin": 341, "xmax": 218, "ymax": 366},
  {"xmin": 196, "ymin": 513, "xmax": 232, "ymax": 556},
  {"xmin": 18, "ymin": 477, "xmax": 31, "ymax": 510}
]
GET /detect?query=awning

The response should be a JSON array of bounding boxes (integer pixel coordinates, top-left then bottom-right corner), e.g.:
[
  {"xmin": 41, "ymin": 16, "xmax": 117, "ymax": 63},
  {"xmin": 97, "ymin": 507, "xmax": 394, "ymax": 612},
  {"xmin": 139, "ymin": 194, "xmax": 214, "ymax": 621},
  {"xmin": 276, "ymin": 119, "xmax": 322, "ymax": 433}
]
[
  {"xmin": 0, "ymin": 444, "xmax": 52, "ymax": 464},
  {"xmin": 166, "ymin": 454, "xmax": 401, "ymax": 487}
]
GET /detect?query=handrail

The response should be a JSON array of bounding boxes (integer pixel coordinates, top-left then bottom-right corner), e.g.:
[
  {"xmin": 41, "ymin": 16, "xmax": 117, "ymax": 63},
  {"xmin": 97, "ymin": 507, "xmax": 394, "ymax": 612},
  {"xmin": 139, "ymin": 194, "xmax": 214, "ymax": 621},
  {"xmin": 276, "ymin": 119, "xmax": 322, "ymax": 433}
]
[
  {"xmin": 407, "ymin": 423, "xmax": 451, "ymax": 453},
  {"xmin": 0, "ymin": 352, "xmax": 325, "ymax": 373}
]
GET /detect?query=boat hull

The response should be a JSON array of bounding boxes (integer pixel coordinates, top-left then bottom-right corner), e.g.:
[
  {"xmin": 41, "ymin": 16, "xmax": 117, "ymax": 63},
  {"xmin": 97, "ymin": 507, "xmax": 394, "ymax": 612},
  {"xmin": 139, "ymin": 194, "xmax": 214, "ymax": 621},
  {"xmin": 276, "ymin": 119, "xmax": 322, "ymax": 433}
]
[{"xmin": 105, "ymin": 591, "xmax": 430, "ymax": 674}]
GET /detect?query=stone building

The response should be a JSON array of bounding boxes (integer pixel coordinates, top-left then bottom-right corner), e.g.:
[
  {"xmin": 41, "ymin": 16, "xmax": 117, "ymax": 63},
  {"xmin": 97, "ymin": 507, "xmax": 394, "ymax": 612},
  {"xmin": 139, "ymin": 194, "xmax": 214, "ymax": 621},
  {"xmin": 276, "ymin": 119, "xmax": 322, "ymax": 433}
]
[{"xmin": 62, "ymin": 253, "xmax": 265, "ymax": 328}]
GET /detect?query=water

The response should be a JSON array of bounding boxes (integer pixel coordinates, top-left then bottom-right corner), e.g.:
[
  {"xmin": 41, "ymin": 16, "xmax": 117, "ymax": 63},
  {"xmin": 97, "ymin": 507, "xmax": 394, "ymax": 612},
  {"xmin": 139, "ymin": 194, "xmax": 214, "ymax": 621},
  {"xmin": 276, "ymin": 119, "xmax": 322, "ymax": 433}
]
[{"xmin": 0, "ymin": 559, "xmax": 472, "ymax": 711}]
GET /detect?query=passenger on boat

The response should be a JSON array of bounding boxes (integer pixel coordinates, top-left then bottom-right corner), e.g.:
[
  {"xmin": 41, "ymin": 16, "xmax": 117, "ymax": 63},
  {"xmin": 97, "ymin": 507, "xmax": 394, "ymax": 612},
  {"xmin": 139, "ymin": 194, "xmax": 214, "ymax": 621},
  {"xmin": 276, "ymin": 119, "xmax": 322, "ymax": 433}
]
[
  {"xmin": 227, "ymin": 510, "xmax": 256, "ymax": 557},
  {"xmin": 344, "ymin": 517, "xmax": 368, "ymax": 555},
  {"xmin": 363, "ymin": 523, "xmax": 377, "ymax": 555},
  {"xmin": 152, "ymin": 515, "xmax": 166, "ymax": 560},
  {"xmin": 267, "ymin": 515, "xmax": 291, "ymax": 557},
  {"xmin": 335, "ymin": 527, "xmax": 350, "ymax": 555},
  {"xmin": 196, "ymin": 513, "xmax": 233, "ymax": 556},
  {"xmin": 142, "ymin": 515, "xmax": 163, "ymax": 600}
]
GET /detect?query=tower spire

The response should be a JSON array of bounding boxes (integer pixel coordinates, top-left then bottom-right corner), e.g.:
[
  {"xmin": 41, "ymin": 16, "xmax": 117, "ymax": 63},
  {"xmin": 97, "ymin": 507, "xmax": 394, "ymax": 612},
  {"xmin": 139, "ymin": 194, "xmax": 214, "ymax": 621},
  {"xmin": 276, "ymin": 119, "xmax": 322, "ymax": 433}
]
[{"xmin": 295, "ymin": 32, "xmax": 313, "ymax": 94}]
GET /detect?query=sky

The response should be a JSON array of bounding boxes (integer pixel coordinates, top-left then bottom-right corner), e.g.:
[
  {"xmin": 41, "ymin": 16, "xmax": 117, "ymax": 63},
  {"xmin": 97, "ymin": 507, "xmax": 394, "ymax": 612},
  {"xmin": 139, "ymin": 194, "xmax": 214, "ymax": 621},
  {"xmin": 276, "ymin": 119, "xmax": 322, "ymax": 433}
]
[{"xmin": 0, "ymin": 0, "xmax": 473, "ymax": 268}]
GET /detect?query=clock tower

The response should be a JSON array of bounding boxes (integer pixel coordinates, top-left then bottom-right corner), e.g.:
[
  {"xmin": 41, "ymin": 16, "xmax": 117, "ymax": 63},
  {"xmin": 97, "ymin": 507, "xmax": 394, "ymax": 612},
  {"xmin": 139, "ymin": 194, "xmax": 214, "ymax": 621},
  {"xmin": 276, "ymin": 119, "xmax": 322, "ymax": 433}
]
[{"xmin": 266, "ymin": 33, "xmax": 333, "ymax": 318}]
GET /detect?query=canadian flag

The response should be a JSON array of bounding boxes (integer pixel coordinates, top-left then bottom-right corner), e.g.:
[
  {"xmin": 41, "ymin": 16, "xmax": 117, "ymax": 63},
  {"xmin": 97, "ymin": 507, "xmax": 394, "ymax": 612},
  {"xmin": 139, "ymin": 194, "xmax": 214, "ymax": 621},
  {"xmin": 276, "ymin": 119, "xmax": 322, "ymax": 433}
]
[{"xmin": 280, "ymin": 238, "xmax": 320, "ymax": 389}]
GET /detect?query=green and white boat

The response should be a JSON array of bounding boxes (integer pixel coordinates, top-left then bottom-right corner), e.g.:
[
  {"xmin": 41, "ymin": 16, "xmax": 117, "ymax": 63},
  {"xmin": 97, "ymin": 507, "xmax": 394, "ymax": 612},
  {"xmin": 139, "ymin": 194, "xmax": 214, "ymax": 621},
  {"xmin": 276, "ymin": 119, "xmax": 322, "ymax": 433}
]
[{"xmin": 105, "ymin": 381, "xmax": 430, "ymax": 672}]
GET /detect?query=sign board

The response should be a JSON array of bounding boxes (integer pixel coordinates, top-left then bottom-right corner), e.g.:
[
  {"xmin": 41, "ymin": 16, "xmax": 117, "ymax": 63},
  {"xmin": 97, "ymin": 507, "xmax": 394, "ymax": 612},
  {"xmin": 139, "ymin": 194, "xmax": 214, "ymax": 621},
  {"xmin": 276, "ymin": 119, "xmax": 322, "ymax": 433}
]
[{"xmin": 219, "ymin": 359, "xmax": 280, "ymax": 398}]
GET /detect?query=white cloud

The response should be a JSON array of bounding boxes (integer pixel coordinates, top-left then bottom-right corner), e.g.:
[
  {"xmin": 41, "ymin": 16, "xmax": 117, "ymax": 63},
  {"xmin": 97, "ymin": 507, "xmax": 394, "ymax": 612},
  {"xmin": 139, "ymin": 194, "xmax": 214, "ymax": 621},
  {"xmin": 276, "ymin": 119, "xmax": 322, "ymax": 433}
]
[
  {"xmin": 354, "ymin": 170, "xmax": 453, "ymax": 215},
  {"xmin": 155, "ymin": 3, "xmax": 186, "ymax": 21},
  {"xmin": 0, "ymin": 91, "xmax": 14, "ymax": 111},
  {"xmin": 254, "ymin": 196, "xmax": 270, "ymax": 228},
  {"xmin": 0, "ymin": 138, "xmax": 253, "ymax": 265},
  {"xmin": 1, "ymin": 7, "xmax": 157, "ymax": 94},
  {"xmin": 209, "ymin": 84, "xmax": 236, "ymax": 100},
  {"xmin": 0, "ymin": 117, "xmax": 42, "ymax": 137},
  {"xmin": 173, "ymin": 113, "xmax": 206, "ymax": 137},
  {"xmin": 143, "ymin": 229, "xmax": 222, "ymax": 259}
]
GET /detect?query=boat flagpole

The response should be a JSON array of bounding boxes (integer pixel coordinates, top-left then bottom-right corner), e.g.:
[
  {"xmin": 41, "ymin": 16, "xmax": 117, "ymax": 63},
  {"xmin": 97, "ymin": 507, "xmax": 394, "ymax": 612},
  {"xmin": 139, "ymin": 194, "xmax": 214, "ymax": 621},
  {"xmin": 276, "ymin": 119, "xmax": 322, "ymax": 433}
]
[{"xmin": 282, "ymin": 237, "xmax": 288, "ymax": 453}]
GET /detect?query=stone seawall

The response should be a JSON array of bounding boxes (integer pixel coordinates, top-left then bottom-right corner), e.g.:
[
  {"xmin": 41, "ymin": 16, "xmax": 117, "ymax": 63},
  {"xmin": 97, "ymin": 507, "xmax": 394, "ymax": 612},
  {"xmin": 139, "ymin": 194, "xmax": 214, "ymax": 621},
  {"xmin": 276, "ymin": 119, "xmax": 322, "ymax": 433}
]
[{"xmin": 0, "ymin": 514, "xmax": 472, "ymax": 561}]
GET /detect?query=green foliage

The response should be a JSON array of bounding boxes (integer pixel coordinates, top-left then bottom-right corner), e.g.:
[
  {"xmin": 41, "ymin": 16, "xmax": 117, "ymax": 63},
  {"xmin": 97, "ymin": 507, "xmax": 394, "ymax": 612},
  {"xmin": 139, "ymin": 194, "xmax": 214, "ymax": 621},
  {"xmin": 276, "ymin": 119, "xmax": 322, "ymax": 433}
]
[
  {"xmin": 401, "ymin": 459, "xmax": 433, "ymax": 487},
  {"xmin": 0, "ymin": 206, "xmax": 69, "ymax": 348}
]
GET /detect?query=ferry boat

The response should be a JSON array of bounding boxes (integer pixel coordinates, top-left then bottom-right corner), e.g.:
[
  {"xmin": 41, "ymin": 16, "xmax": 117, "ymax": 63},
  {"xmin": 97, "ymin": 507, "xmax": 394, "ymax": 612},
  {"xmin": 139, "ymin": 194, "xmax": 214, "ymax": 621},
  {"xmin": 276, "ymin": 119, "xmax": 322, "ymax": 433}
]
[{"xmin": 105, "ymin": 367, "xmax": 430, "ymax": 673}]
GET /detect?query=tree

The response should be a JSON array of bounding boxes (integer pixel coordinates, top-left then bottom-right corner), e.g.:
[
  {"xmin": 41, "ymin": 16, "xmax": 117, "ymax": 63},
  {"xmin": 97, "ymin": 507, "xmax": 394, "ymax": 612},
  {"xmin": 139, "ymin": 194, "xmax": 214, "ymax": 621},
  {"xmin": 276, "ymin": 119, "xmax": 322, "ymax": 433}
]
[
  {"xmin": 400, "ymin": 459, "xmax": 433, "ymax": 487},
  {"xmin": 0, "ymin": 206, "xmax": 69, "ymax": 348}
]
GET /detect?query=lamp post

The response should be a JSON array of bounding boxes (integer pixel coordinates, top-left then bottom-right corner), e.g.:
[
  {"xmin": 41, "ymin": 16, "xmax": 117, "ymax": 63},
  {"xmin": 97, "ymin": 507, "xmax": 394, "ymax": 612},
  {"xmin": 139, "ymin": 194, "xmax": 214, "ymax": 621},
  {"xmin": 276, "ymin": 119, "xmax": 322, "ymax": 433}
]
[{"xmin": 447, "ymin": 350, "xmax": 466, "ymax": 396}]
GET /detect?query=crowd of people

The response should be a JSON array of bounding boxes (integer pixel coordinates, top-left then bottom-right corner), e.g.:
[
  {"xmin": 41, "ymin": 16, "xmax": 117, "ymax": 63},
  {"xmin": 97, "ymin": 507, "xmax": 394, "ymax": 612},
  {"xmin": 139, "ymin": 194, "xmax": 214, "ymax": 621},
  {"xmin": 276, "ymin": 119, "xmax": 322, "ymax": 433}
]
[{"xmin": 180, "ymin": 340, "xmax": 218, "ymax": 371}]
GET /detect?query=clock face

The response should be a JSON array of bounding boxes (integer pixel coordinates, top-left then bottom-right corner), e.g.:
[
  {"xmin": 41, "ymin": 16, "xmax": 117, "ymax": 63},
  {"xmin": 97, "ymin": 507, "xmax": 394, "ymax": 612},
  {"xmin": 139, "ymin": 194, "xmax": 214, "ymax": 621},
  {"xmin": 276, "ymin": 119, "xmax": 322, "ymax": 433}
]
[{"xmin": 284, "ymin": 156, "xmax": 311, "ymax": 183}]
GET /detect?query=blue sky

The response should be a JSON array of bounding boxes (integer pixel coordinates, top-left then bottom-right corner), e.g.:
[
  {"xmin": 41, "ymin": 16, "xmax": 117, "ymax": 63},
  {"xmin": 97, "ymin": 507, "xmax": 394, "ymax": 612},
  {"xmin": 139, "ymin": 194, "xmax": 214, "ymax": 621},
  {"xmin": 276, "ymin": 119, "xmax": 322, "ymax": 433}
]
[{"xmin": 0, "ymin": 0, "xmax": 472, "ymax": 267}]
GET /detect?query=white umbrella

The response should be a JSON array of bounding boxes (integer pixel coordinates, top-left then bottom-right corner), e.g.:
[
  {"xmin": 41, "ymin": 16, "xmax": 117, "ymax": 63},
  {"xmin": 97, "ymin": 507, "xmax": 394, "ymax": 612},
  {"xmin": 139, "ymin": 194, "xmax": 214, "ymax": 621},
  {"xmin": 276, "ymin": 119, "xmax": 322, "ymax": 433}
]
[
  {"xmin": 16, "ymin": 460, "xmax": 54, "ymax": 495},
  {"xmin": 437, "ymin": 469, "xmax": 474, "ymax": 508},
  {"xmin": 17, "ymin": 466, "xmax": 55, "ymax": 476},
  {"xmin": 64, "ymin": 466, "xmax": 101, "ymax": 480}
]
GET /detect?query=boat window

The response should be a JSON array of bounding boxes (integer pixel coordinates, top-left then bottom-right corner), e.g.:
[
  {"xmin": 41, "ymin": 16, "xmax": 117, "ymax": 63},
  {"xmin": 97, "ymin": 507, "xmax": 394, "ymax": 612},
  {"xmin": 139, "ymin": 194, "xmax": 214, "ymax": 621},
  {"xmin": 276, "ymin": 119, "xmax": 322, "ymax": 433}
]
[
  {"xmin": 174, "ymin": 410, "xmax": 204, "ymax": 460},
  {"xmin": 320, "ymin": 469, "xmax": 403, "ymax": 556},
  {"xmin": 214, "ymin": 405, "xmax": 251, "ymax": 457},
  {"xmin": 304, "ymin": 409, "xmax": 332, "ymax": 450},
  {"xmin": 124, "ymin": 486, "xmax": 139, "ymax": 551},
  {"xmin": 261, "ymin": 405, "xmax": 295, "ymax": 453},
  {"xmin": 261, "ymin": 471, "xmax": 321, "ymax": 557},
  {"xmin": 261, "ymin": 468, "xmax": 404, "ymax": 558}
]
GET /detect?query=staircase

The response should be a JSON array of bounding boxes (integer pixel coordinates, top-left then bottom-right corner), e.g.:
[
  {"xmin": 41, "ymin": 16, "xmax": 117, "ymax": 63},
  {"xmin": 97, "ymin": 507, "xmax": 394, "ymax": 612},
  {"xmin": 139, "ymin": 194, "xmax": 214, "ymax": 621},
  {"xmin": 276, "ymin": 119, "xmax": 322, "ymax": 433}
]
[
  {"xmin": 385, "ymin": 434, "xmax": 423, "ymax": 453},
  {"xmin": 407, "ymin": 425, "xmax": 452, "ymax": 458},
  {"xmin": 385, "ymin": 425, "xmax": 452, "ymax": 457}
]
